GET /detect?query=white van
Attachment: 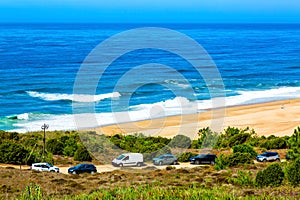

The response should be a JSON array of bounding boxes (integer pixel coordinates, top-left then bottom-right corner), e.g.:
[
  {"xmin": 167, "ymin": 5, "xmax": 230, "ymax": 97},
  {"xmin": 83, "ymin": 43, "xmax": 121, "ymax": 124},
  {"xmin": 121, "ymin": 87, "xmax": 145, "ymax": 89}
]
[{"xmin": 112, "ymin": 153, "xmax": 144, "ymax": 167}]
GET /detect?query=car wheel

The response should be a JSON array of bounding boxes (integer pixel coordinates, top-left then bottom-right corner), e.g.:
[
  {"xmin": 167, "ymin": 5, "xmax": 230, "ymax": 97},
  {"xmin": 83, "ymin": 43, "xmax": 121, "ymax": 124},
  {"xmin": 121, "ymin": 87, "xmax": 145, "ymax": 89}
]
[
  {"xmin": 72, "ymin": 171, "xmax": 77, "ymax": 175},
  {"xmin": 276, "ymin": 158, "xmax": 280, "ymax": 162},
  {"xmin": 136, "ymin": 162, "xmax": 142, "ymax": 167},
  {"xmin": 159, "ymin": 161, "xmax": 163, "ymax": 166},
  {"xmin": 210, "ymin": 161, "xmax": 215, "ymax": 166},
  {"xmin": 50, "ymin": 170, "xmax": 55, "ymax": 172},
  {"xmin": 195, "ymin": 160, "xmax": 200, "ymax": 165},
  {"xmin": 119, "ymin": 163, "xmax": 123, "ymax": 167},
  {"xmin": 263, "ymin": 159, "xmax": 267, "ymax": 163}
]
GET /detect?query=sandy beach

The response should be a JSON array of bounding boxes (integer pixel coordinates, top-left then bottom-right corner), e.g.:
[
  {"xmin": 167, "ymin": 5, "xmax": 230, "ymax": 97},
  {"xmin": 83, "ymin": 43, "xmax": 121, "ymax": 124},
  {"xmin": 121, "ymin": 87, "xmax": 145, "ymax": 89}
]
[{"xmin": 88, "ymin": 99, "xmax": 300, "ymax": 138}]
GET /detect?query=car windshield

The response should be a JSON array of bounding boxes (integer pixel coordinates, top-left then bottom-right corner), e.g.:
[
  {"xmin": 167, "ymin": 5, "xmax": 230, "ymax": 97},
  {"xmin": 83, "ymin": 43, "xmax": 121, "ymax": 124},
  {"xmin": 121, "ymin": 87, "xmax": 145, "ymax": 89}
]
[
  {"xmin": 158, "ymin": 155, "xmax": 166, "ymax": 158},
  {"xmin": 197, "ymin": 154, "xmax": 206, "ymax": 158},
  {"xmin": 75, "ymin": 164, "xmax": 83, "ymax": 168},
  {"xmin": 117, "ymin": 155, "xmax": 125, "ymax": 160},
  {"xmin": 46, "ymin": 163, "xmax": 53, "ymax": 167},
  {"xmin": 260, "ymin": 152, "xmax": 268, "ymax": 156}
]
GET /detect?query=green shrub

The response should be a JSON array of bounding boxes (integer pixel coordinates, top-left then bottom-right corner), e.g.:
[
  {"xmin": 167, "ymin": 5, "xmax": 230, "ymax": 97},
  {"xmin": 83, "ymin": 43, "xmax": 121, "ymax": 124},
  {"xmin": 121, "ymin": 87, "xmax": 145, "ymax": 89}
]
[
  {"xmin": 190, "ymin": 140, "xmax": 201, "ymax": 149},
  {"xmin": 225, "ymin": 152, "xmax": 253, "ymax": 167},
  {"xmin": 0, "ymin": 141, "xmax": 29, "ymax": 164},
  {"xmin": 286, "ymin": 157, "xmax": 300, "ymax": 186},
  {"xmin": 232, "ymin": 144, "xmax": 257, "ymax": 158},
  {"xmin": 228, "ymin": 170, "xmax": 254, "ymax": 187},
  {"xmin": 169, "ymin": 135, "xmax": 191, "ymax": 148},
  {"xmin": 63, "ymin": 137, "xmax": 78, "ymax": 156},
  {"xmin": 228, "ymin": 133, "xmax": 251, "ymax": 147},
  {"xmin": 74, "ymin": 145, "xmax": 92, "ymax": 161},
  {"xmin": 214, "ymin": 154, "xmax": 227, "ymax": 170},
  {"xmin": 260, "ymin": 138, "xmax": 287, "ymax": 150},
  {"xmin": 177, "ymin": 152, "xmax": 197, "ymax": 162},
  {"xmin": 196, "ymin": 127, "xmax": 219, "ymax": 149},
  {"xmin": 286, "ymin": 127, "xmax": 300, "ymax": 160},
  {"xmin": 255, "ymin": 163, "xmax": 284, "ymax": 187},
  {"xmin": 46, "ymin": 139, "xmax": 64, "ymax": 155}
]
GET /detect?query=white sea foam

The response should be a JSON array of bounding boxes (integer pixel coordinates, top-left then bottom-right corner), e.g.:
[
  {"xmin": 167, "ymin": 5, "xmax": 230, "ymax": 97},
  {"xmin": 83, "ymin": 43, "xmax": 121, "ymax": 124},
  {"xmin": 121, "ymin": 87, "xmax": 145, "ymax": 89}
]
[
  {"xmin": 9, "ymin": 87, "xmax": 300, "ymax": 133},
  {"xmin": 27, "ymin": 91, "xmax": 121, "ymax": 102}
]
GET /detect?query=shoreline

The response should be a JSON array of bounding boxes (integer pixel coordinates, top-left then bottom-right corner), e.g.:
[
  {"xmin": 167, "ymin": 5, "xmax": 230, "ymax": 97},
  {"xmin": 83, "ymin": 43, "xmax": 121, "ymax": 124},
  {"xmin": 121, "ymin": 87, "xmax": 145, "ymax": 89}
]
[{"xmin": 87, "ymin": 98, "xmax": 300, "ymax": 138}]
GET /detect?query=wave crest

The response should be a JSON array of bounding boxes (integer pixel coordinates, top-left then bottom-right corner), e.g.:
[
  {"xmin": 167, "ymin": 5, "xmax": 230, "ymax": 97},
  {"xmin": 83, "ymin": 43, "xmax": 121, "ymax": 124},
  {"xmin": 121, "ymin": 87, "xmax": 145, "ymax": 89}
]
[{"xmin": 27, "ymin": 91, "xmax": 121, "ymax": 102}]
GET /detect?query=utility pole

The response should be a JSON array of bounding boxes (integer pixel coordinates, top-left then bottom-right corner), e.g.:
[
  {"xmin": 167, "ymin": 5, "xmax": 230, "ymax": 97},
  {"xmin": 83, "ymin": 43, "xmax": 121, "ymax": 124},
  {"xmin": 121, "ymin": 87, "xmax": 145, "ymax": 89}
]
[{"xmin": 41, "ymin": 123, "xmax": 49, "ymax": 161}]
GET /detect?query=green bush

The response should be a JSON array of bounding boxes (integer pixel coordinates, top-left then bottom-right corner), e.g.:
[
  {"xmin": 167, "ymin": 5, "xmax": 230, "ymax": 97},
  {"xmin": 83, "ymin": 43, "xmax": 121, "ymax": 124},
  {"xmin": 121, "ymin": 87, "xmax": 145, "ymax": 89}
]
[
  {"xmin": 228, "ymin": 170, "xmax": 254, "ymax": 187},
  {"xmin": 177, "ymin": 152, "xmax": 197, "ymax": 162},
  {"xmin": 232, "ymin": 144, "xmax": 257, "ymax": 158},
  {"xmin": 286, "ymin": 127, "xmax": 300, "ymax": 160},
  {"xmin": 63, "ymin": 137, "xmax": 78, "ymax": 156},
  {"xmin": 169, "ymin": 135, "xmax": 191, "ymax": 148},
  {"xmin": 228, "ymin": 133, "xmax": 251, "ymax": 147},
  {"xmin": 0, "ymin": 141, "xmax": 30, "ymax": 164},
  {"xmin": 255, "ymin": 163, "xmax": 284, "ymax": 187},
  {"xmin": 46, "ymin": 139, "xmax": 64, "ymax": 155},
  {"xmin": 190, "ymin": 140, "xmax": 201, "ymax": 149},
  {"xmin": 224, "ymin": 152, "xmax": 253, "ymax": 167},
  {"xmin": 215, "ymin": 127, "xmax": 256, "ymax": 149},
  {"xmin": 286, "ymin": 157, "xmax": 300, "ymax": 186},
  {"xmin": 214, "ymin": 154, "xmax": 227, "ymax": 170},
  {"xmin": 196, "ymin": 127, "xmax": 219, "ymax": 149},
  {"xmin": 74, "ymin": 146, "xmax": 92, "ymax": 161},
  {"xmin": 260, "ymin": 137, "xmax": 287, "ymax": 150}
]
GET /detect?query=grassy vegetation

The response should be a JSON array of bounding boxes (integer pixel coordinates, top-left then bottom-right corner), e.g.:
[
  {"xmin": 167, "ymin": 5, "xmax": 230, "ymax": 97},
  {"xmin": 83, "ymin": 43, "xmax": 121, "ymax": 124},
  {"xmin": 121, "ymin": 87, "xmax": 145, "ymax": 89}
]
[
  {"xmin": 1, "ymin": 126, "xmax": 300, "ymax": 199},
  {"xmin": 0, "ymin": 164, "xmax": 298, "ymax": 199}
]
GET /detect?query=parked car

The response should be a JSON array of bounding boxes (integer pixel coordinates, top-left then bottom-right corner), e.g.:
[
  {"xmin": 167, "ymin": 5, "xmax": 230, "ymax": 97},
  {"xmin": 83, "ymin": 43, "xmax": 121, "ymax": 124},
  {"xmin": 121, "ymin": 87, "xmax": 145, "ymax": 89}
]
[
  {"xmin": 256, "ymin": 152, "xmax": 280, "ymax": 162},
  {"xmin": 31, "ymin": 163, "xmax": 59, "ymax": 173},
  {"xmin": 68, "ymin": 164, "xmax": 97, "ymax": 174},
  {"xmin": 112, "ymin": 153, "xmax": 144, "ymax": 167},
  {"xmin": 153, "ymin": 154, "xmax": 178, "ymax": 165},
  {"xmin": 189, "ymin": 154, "xmax": 217, "ymax": 165}
]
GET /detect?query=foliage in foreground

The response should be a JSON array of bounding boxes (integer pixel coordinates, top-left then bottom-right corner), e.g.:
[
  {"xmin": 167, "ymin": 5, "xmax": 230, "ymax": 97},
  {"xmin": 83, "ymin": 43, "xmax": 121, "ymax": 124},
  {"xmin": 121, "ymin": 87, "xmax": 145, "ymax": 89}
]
[
  {"xmin": 286, "ymin": 157, "xmax": 300, "ymax": 186},
  {"xmin": 15, "ymin": 183, "xmax": 295, "ymax": 200},
  {"xmin": 255, "ymin": 163, "xmax": 285, "ymax": 188}
]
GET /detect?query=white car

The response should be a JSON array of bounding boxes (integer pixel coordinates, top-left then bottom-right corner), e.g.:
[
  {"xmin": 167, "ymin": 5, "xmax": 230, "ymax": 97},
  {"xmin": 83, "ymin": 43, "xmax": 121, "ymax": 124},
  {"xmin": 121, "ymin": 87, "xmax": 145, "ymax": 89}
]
[{"xmin": 31, "ymin": 163, "xmax": 60, "ymax": 173}]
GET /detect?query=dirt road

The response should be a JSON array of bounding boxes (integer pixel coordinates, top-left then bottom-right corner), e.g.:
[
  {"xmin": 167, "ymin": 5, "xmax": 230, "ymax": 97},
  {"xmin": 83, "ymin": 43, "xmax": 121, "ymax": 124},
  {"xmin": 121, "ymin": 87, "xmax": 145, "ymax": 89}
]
[{"xmin": 0, "ymin": 162, "xmax": 206, "ymax": 174}]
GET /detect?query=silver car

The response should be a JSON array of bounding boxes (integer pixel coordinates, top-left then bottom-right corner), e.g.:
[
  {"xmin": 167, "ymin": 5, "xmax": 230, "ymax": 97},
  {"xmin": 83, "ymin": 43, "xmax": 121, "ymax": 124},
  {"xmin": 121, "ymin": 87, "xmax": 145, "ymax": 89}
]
[{"xmin": 153, "ymin": 154, "xmax": 178, "ymax": 165}]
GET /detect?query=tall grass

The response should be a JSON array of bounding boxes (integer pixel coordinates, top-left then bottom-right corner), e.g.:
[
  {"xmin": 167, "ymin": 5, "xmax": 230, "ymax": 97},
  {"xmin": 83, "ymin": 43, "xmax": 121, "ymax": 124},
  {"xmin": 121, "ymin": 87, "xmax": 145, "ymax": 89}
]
[{"xmin": 15, "ymin": 183, "xmax": 292, "ymax": 200}]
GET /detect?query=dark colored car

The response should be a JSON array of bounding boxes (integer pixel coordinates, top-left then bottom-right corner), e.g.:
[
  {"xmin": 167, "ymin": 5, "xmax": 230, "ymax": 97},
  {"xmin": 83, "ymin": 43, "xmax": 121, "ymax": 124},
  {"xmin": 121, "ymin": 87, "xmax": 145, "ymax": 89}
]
[
  {"xmin": 68, "ymin": 164, "xmax": 97, "ymax": 174},
  {"xmin": 256, "ymin": 152, "xmax": 280, "ymax": 162},
  {"xmin": 152, "ymin": 154, "xmax": 178, "ymax": 165},
  {"xmin": 190, "ymin": 154, "xmax": 217, "ymax": 165}
]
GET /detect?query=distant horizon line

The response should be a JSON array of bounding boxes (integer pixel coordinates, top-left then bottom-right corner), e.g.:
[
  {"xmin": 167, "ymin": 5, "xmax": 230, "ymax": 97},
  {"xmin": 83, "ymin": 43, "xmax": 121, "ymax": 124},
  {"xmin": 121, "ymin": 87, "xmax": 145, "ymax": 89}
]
[{"xmin": 0, "ymin": 22, "xmax": 300, "ymax": 25}]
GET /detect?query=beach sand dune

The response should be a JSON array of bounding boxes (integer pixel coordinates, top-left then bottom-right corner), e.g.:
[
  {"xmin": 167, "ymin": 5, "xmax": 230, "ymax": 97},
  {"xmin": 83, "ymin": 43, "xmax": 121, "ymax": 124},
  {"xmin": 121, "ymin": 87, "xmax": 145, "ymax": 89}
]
[{"xmin": 88, "ymin": 99, "xmax": 300, "ymax": 138}]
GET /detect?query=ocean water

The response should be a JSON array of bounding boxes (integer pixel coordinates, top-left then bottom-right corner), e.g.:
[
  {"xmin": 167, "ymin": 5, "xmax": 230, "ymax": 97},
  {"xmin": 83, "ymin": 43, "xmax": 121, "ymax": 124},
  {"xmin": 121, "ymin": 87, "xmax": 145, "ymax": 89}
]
[{"xmin": 0, "ymin": 23, "xmax": 300, "ymax": 132}]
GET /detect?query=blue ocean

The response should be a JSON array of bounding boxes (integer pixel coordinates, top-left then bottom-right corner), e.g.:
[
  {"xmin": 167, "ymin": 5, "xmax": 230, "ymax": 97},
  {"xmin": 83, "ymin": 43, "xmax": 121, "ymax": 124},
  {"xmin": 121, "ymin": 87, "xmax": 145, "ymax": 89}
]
[{"xmin": 0, "ymin": 23, "xmax": 300, "ymax": 132}]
